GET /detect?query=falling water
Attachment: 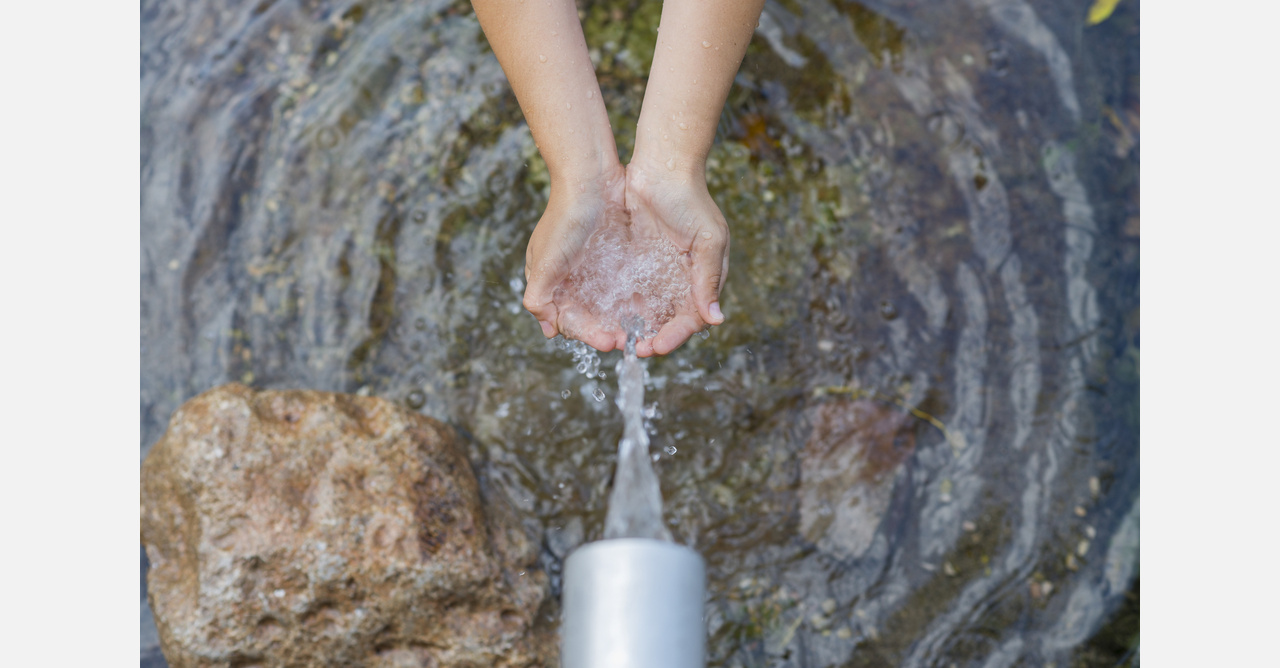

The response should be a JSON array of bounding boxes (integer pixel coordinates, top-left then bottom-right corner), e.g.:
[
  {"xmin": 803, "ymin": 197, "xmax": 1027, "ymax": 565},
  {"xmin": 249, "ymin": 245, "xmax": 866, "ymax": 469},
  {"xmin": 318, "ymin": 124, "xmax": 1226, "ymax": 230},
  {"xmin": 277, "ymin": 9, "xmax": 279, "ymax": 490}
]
[{"xmin": 603, "ymin": 317, "xmax": 672, "ymax": 541}]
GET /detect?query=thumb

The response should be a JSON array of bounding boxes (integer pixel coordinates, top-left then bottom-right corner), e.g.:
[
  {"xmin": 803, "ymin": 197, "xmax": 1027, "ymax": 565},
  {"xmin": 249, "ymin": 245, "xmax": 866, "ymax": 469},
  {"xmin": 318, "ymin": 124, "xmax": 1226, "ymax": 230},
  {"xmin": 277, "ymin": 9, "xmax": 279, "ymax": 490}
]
[
  {"xmin": 690, "ymin": 225, "xmax": 729, "ymax": 325},
  {"xmin": 523, "ymin": 258, "xmax": 563, "ymax": 338}
]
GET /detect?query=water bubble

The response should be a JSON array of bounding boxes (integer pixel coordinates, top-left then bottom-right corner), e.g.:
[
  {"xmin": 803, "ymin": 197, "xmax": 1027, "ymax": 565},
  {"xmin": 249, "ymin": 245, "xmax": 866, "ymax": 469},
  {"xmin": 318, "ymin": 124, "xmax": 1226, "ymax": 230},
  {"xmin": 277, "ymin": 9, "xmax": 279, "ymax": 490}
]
[
  {"xmin": 652, "ymin": 452, "xmax": 661, "ymax": 462},
  {"xmin": 696, "ymin": 329, "xmax": 710, "ymax": 340},
  {"xmin": 414, "ymin": 318, "xmax": 427, "ymax": 331},
  {"xmin": 316, "ymin": 127, "xmax": 339, "ymax": 149},
  {"xmin": 412, "ymin": 211, "xmax": 426, "ymax": 223},
  {"xmin": 592, "ymin": 387, "xmax": 606, "ymax": 402},
  {"xmin": 561, "ymin": 389, "xmax": 572, "ymax": 399},
  {"xmin": 879, "ymin": 300, "xmax": 898, "ymax": 320},
  {"xmin": 509, "ymin": 277, "xmax": 524, "ymax": 292},
  {"xmin": 406, "ymin": 390, "xmax": 426, "ymax": 409},
  {"xmin": 576, "ymin": 361, "xmax": 588, "ymax": 374},
  {"xmin": 664, "ymin": 445, "xmax": 677, "ymax": 456}
]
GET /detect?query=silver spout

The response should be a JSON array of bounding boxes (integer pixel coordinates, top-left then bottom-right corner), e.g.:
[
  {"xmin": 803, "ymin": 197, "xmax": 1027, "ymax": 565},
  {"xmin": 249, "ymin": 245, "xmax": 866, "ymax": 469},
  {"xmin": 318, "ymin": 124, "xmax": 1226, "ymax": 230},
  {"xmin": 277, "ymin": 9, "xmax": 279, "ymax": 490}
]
[{"xmin": 561, "ymin": 538, "xmax": 706, "ymax": 668}]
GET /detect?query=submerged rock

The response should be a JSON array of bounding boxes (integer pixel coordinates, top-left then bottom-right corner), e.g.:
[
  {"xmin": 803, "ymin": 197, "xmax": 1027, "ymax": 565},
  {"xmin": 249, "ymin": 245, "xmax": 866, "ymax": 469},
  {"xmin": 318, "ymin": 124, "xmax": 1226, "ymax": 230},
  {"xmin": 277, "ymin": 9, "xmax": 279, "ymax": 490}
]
[
  {"xmin": 140, "ymin": 384, "xmax": 551, "ymax": 668},
  {"xmin": 799, "ymin": 399, "xmax": 917, "ymax": 559}
]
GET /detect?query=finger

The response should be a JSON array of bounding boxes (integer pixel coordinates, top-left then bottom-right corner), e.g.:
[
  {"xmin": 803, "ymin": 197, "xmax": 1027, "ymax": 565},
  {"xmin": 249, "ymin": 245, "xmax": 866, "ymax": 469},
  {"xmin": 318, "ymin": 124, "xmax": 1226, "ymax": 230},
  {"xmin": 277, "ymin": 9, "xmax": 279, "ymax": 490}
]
[
  {"xmin": 690, "ymin": 224, "xmax": 729, "ymax": 326},
  {"xmin": 558, "ymin": 308, "xmax": 618, "ymax": 353},
  {"xmin": 648, "ymin": 312, "xmax": 705, "ymax": 357},
  {"xmin": 523, "ymin": 289, "xmax": 560, "ymax": 337}
]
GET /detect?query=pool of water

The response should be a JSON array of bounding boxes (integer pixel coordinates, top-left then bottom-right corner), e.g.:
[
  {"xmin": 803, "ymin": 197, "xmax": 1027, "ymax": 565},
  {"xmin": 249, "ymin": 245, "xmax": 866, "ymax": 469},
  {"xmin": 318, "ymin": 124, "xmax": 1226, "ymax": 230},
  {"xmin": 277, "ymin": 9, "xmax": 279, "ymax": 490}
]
[{"xmin": 141, "ymin": 0, "xmax": 1140, "ymax": 665}]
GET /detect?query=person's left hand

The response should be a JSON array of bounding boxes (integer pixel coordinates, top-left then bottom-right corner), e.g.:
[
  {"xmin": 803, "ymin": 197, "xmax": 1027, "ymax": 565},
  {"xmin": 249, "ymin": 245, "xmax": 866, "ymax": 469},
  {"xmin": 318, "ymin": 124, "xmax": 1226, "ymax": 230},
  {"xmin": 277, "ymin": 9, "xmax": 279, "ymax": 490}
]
[{"xmin": 623, "ymin": 159, "xmax": 729, "ymax": 357}]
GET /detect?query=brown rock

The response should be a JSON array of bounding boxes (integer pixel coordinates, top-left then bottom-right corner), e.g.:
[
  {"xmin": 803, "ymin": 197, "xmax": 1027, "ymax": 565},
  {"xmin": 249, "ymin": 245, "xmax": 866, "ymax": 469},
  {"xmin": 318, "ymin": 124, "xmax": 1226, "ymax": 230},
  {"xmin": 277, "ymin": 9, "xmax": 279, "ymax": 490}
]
[
  {"xmin": 141, "ymin": 384, "xmax": 552, "ymax": 668},
  {"xmin": 799, "ymin": 399, "xmax": 917, "ymax": 559}
]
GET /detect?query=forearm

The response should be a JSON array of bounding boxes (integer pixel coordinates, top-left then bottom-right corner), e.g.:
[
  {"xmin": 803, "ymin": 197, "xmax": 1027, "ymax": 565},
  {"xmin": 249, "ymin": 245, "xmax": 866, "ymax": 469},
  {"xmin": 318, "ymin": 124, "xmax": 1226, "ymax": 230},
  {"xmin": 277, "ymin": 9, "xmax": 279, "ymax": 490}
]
[
  {"xmin": 631, "ymin": 0, "xmax": 765, "ymax": 179},
  {"xmin": 471, "ymin": 0, "xmax": 619, "ymax": 188}
]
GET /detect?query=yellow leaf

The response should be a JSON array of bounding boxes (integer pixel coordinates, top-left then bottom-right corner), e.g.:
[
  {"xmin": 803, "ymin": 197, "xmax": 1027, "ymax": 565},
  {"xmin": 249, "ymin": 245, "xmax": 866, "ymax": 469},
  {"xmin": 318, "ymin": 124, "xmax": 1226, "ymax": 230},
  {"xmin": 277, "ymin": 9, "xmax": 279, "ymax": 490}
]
[{"xmin": 1087, "ymin": 0, "xmax": 1121, "ymax": 25}]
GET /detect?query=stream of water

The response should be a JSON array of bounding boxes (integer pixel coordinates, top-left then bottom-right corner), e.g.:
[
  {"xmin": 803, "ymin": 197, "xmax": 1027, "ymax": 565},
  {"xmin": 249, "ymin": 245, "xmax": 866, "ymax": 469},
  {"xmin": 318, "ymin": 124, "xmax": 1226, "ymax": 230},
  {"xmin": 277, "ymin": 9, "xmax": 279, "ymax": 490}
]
[
  {"xmin": 142, "ymin": 1, "xmax": 1140, "ymax": 665},
  {"xmin": 603, "ymin": 319, "xmax": 672, "ymax": 542}
]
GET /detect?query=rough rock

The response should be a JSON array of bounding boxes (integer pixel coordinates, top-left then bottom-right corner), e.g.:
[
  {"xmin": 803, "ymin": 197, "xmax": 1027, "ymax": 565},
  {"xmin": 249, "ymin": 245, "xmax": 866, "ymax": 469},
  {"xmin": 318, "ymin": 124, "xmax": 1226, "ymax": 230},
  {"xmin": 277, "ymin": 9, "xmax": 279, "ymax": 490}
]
[
  {"xmin": 141, "ymin": 384, "xmax": 553, "ymax": 668},
  {"xmin": 799, "ymin": 399, "xmax": 917, "ymax": 559}
]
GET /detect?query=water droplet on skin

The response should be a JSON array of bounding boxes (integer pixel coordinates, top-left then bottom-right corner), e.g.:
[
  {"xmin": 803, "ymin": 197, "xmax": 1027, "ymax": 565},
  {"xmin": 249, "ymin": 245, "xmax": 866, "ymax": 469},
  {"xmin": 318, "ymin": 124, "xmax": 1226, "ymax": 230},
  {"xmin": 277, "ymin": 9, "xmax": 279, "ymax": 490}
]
[
  {"xmin": 592, "ymin": 387, "xmax": 606, "ymax": 402},
  {"xmin": 566, "ymin": 102, "xmax": 572, "ymax": 110},
  {"xmin": 702, "ymin": 40, "xmax": 711, "ymax": 48},
  {"xmin": 586, "ymin": 91, "xmax": 593, "ymax": 99},
  {"xmin": 679, "ymin": 122, "xmax": 689, "ymax": 130},
  {"xmin": 662, "ymin": 134, "xmax": 669, "ymax": 140},
  {"xmin": 666, "ymin": 158, "xmax": 676, "ymax": 170},
  {"xmin": 538, "ymin": 54, "xmax": 547, "ymax": 63},
  {"xmin": 561, "ymin": 389, "xmax": 572, "ymax": 399},
  {"xmin": 664, "ymin": 445, "xmax": 677, "ymax": 455},
  {"xmin": 701, "ymin": 231, "xmax": 712, "ymax": 239}
]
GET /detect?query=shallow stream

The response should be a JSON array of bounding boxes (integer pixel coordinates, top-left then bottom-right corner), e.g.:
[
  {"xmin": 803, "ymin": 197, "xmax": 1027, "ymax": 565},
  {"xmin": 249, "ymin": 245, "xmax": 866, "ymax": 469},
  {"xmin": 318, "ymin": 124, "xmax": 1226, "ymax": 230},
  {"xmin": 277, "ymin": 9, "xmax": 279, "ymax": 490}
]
[{"xmin": 142, "ymin": 0, "xmax": 1140, "ymax": 665}]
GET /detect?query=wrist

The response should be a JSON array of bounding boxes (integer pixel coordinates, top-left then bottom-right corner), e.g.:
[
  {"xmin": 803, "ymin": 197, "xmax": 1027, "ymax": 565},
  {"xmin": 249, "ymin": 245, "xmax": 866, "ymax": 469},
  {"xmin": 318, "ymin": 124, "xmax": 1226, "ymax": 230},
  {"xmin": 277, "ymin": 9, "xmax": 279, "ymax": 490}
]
[
  {"xmin": 548, "ymin": 156, "xmax": 626, "ymax": 199},
  {"xmin": 630, "ymin": 110, "xmax": 712, "ymax": 182},
  {"xmin": 628, "ymin": 148, "xmax": 707, "ymax": 187}
]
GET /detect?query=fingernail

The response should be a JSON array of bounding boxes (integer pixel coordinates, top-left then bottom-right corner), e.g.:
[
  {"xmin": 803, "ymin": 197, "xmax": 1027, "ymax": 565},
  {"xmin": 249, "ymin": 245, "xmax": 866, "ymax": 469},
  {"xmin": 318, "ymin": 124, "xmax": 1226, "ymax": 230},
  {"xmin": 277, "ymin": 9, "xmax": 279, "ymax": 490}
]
[{"xmin": 710, "ymin": 301, "xmax": 724, "ymax": 323}]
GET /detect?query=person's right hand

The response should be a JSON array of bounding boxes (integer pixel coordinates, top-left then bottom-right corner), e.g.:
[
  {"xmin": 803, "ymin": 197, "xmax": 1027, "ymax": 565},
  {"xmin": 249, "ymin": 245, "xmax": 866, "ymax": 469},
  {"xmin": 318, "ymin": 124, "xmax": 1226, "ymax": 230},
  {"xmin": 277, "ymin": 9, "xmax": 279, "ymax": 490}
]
[{"xmin": 522, "ymin": 163, "xmax": 630, "ymax": 352}]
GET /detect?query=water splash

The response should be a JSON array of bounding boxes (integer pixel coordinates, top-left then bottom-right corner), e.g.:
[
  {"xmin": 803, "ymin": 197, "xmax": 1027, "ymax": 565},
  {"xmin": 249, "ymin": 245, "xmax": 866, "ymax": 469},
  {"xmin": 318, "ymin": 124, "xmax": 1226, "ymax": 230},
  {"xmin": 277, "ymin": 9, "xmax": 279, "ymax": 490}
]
[{"xmin": 603, "ymin": 317, "xmax": 672, "ymax": 541}]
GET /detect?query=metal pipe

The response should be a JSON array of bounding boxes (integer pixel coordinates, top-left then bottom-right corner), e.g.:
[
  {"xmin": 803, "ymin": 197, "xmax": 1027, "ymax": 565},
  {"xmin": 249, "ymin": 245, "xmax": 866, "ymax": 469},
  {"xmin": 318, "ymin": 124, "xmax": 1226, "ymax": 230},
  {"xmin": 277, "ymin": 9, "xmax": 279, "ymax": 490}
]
[{"xmin": 561, "ymin": 538, "xmax": 706, "ymax": 668}]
